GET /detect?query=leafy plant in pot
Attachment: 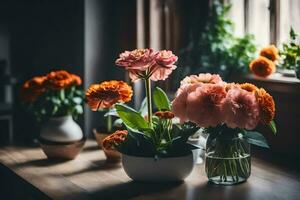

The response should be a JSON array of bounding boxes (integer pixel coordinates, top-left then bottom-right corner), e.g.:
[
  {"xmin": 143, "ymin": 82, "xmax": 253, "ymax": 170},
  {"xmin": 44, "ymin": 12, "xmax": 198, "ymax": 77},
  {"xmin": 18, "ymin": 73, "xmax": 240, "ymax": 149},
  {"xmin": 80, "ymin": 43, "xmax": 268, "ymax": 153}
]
[
  {"xmin": 85, "ymin": 80, "xmax": 133, "ymax": 162},
  {"xmin": 279, "ymin": 27, "xmax": 300, "ymax": 78},
  {"xmin": 172, "ymin": 73, "xmax": 277, "ymax": 185},
  {"xmin": 21, "ymin": 70, "xmax": 85, "ymax": 159},
  {"xmin": 92, "ymin": 49, "xmax": 199, "ymax": 182}
]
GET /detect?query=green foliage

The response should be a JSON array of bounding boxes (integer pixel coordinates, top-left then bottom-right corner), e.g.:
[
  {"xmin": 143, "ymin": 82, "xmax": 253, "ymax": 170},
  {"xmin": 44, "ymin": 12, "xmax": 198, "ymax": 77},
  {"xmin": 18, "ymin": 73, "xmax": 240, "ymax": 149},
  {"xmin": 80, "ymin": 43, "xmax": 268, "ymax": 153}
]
[
  {"xmin": 244, "ymin": 131, "xmax": 269, "ymax": 148},
  {"xmin": 178, "ymin": 0, "xmax": 256, "ymax": 81},
  {"xmin": 115, "ymin": 103, "xmax": 149, "ymax": 131},
  {"xmin": 25, "ymin": 86, "xmax": 84, "ymax": 122},
  {"xmin": 153, "ymin": 87, "xmax": 171, "ymax": 111},
  {"xmin": 279, "ymin": 28, "xmax": 300, "ymax": 70},
  {"xmin": 115, "ymin": 88, "xmax": 199, "ymax": 158}
]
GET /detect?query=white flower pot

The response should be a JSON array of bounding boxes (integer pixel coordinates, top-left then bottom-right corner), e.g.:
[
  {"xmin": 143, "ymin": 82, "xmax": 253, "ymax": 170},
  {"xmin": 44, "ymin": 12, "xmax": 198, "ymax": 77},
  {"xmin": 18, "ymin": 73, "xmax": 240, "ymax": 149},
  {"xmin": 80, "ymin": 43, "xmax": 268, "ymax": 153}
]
[
  {"xmin": 40, "ymin": 116, "xmax": 83, "ymax": 143},
  {"xmin": 122, "ymin": 153, "xmax": 194, "ymax": 182}
]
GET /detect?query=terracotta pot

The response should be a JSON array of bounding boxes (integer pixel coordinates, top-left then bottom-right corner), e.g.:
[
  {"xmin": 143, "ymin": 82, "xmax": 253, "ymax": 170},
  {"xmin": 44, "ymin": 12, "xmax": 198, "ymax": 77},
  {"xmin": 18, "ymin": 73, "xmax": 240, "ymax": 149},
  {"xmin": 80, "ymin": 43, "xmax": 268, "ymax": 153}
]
[
  {"xmin": 93, "ymin": 129, "xmax": 122, "ymax": 163},
  {"xmin": 39, "ymin": 138, "xmax": 85, "ymax": 160},
  {"xmin": 122, "ymin": 152, "xmax": 194, "ymax": 182}
]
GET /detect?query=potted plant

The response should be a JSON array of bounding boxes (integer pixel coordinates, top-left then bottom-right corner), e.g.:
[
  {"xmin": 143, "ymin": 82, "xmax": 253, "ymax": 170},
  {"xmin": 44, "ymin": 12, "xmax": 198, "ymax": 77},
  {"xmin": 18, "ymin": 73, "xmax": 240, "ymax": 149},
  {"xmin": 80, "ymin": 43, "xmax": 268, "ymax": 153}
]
[
  {"xmin": 21, "ymin": 70, "xmax": 84, "ymax": 159},
  {"xmin": 172, "ymin": 73, "xmax": 277, "ymax": 185},
  {"xmin": 279, "ymin": 28, "xmax": 300, "ymax": 78},
  {"xmin": 85, "ymin": 80, "xmax": 133, "ymax": 162},
  {"xmin": 90, "ymin": 49, "xmax": 199, "ymax": 182}
]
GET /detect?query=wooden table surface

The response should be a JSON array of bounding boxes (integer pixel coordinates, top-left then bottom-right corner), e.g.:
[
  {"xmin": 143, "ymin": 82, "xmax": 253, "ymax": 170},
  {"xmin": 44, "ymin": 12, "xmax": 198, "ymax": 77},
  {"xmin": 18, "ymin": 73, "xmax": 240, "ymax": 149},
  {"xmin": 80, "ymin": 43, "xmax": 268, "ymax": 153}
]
[{"xmin": 0, "ymin": 140, "xmax": 299, "ymax": 200}]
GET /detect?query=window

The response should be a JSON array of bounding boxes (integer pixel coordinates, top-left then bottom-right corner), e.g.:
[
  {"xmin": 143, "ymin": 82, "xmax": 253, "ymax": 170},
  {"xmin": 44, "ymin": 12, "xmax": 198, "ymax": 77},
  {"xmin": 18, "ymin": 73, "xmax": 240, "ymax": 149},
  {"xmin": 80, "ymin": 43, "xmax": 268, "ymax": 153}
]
[{"xmin": 228, "ymin": 0, "xmax": 300, "ymax": 47}]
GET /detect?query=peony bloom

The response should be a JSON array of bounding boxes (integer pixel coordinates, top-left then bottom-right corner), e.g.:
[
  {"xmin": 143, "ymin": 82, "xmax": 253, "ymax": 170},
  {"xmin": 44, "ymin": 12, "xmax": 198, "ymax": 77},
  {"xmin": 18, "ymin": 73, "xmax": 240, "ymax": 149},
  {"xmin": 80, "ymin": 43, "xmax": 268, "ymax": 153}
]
[
  {"xmin": 240, "ymin": 83, "xmax": 258, "ymax": 93},
  {"xmin": 102, "ymin": 130, "xmax": 128, "ymax": 150},
  {"xmin": 223, "ymin": 87, "xmax": 260, "ymax": 130},
  {"xmin": 21, "ymin": 76, "xmax": 47, "ymax": 103},
  {"xmin": 249, "ymin": 56, "xmax": 276, "ymax": 78},
  {"xmin": 185, "ymin": 84, "xmax": 227, "ymax": 127},
  {"xmin": 46, "ymin": 70, "xmax": 74, "ymax": 90},
  {"xmin": 154, "ymin": 111, "xmax": 175, "ymax": 119},
  {"xmin": 260, "ymin": 45, "xmax": 279, "ymax": 62},
  {"xmin": 86, "ymin": 80, "xmax": 133, "ymax": 111},
  {"xmin": 256, "ymin": 88, "xmax": 275, "ymax": 124},
  {"xmin": 115, "ymin": 49, "xmax": 156, "ymax": 81}
]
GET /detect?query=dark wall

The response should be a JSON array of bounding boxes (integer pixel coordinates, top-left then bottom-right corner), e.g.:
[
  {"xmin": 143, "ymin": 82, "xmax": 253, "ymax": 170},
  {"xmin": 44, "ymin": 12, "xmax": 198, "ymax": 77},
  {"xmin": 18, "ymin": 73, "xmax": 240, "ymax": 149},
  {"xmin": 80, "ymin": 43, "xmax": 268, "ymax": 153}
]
[
  {"xmin": 0, "ymin": 0, "xmax": 85, "ymax": 142},
  {"xmin": 84, "ymin": 0, "xmax": 137, "ymax": 135}
]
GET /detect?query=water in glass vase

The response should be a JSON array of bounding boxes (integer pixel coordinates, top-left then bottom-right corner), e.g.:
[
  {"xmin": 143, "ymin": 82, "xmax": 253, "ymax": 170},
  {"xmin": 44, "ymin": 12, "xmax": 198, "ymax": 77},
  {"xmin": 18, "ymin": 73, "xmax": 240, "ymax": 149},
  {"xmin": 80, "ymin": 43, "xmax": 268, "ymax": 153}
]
[{"xmin": 205, "ymin": 152, "xmax": 251, "ymax": 185}]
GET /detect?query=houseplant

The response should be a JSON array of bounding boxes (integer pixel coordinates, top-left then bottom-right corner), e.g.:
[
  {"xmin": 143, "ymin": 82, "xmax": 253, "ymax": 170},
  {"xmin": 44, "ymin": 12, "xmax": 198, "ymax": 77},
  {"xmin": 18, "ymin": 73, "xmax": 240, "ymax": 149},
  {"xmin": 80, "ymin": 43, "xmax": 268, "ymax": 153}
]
[
  {"xmin": 21, "ymin": 70, "xmax": 85, "ymax": 159},
  {"xmin": 92, "ymin": 49, "xmax": 199, "ymax": 182},
  {"xmin": 172, "ymin": 73, "xmax": 277, "ymax": 185},
  {"xmin": 279, "ymin": 28, "xmax": 300, "ymax": 78},
  {"xmin": 85, "ymin": 80, "xmax": 133, "ymax": 162},
  {"xmin": 177, "ymin": 0, "xmax": 256, "ymax": 82}
]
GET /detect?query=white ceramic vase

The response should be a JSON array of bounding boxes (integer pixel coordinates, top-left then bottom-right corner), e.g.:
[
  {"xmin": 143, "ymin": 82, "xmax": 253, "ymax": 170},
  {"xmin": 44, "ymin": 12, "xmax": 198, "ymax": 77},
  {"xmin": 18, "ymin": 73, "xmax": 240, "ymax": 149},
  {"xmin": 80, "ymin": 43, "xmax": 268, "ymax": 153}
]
[
  {"xmin": 40, "ymin": 115, "xmax": 83, "ymax": 143},
  {"xmin": 122, "ymin": 153, "xmax": 194, "ymax": 182}
]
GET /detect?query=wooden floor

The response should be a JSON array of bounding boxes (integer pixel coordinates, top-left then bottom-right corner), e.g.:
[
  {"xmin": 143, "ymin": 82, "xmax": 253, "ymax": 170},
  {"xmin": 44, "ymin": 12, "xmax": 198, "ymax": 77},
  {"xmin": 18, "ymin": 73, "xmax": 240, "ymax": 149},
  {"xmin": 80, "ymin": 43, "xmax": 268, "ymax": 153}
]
[{"xmin": 0, "ymin": 140, "xmax": 299, "ymax": 200}]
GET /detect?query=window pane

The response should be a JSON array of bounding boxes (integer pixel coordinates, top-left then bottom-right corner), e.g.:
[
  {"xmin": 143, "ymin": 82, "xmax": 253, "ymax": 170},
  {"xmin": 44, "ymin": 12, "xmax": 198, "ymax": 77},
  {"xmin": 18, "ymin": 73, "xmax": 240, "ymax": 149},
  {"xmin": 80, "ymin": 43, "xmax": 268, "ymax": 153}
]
[
  {"xmin": 247, "ymin": 0, "xmax": 270, "ymax": 46},
  {"xmin": 227, "ymin": 0, "xmax": 245, "ymax": 37},
  {"xmin": 279, "ymin": 0, "xmax": 300, "ymax": 43}
]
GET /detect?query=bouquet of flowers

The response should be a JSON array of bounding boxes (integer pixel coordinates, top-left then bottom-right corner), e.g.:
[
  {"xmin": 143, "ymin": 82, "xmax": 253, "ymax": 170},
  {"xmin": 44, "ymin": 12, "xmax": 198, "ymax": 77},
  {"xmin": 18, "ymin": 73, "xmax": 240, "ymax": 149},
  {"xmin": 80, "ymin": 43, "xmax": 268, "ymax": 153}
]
[
  {"xmin": 90, "ymin": 49, "xmax": 199, "ymax": 158},
  {"xmin": 172, "ymin": 73, "xmax": 276, "ymax": 184},
  {"xmin": 21, "ymin": 70, "xmax": 84, "ymax": 121}
]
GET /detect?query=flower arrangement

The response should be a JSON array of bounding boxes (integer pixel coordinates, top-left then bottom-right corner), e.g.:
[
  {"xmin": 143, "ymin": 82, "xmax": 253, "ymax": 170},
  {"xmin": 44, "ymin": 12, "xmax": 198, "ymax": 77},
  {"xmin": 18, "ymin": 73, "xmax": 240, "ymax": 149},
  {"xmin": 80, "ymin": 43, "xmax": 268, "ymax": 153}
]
[
  {"xmin": 249, "ymin": 45, "xmax": 278, "ymax": 78},
  {"xmin": 172, "ymin": 73, "xmax": 276, "ymax": 184},
  {"xmin": 94, "ymin": 48, "xmax": 199, "ymax": 158},
  {"xmin": 21, "ymin": 70, "xmax": 84, "ymax": 121}
]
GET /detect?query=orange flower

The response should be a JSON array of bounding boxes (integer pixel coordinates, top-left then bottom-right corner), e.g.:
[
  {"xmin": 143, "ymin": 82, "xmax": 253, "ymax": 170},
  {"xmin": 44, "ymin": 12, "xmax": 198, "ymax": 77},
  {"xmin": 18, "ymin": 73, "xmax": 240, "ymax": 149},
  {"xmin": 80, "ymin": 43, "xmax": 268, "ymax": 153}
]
[
  {"xmin": 86, "ymin": 80, "xmax": 133, "ymax": 111},
  {"xmin": 154, "ymin": 111, "xmax": 175, "ymax": 119},
  {"xmin": 249, "ymin": 56, "xmax": 275, "ymax": 78},
  {"xmin": 256, "ymin": 88, "xmax": 275, "ymax": 124},
  {"xmin": 260, "ymin": 45, "xmax": 279, "ymax": 62},
  {"xmin": 21, "ymin": 76, "xmax": 47, "ymax": 103},
  {"xmin": 102, "ymin": 130, "xmax": 128, "ymax": 150},
  {"xmin": 46, "ymin": 70, "xmax": 74, "ymax": 90},
  {"xmin": 71, "ymin": 74, "xmax": 82, "ymax": 86},
  {"xmin": 240, "ymin": 83, "xmax": 259, "ymax": 93}
]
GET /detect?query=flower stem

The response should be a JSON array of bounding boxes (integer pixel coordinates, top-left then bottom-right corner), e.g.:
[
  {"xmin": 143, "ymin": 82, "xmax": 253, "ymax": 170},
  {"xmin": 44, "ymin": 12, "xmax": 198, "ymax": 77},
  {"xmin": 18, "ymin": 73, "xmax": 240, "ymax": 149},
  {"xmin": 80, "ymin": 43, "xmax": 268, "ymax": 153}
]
[
  {"xmin": 107, "ymin": 109, "xmax": 112, "ymax": 133},
  {"xmin": 144, "ymin": 77, "xmax": 153, "ymax": 128}
]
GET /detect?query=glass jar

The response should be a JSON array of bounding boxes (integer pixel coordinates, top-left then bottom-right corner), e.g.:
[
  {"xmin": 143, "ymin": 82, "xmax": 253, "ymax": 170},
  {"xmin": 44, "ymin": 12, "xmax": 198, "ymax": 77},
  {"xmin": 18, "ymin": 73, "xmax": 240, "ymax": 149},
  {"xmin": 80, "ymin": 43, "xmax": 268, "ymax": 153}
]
[{"xmin": 205, "ymin": 133, "xmax": 251, "ymax": 185}]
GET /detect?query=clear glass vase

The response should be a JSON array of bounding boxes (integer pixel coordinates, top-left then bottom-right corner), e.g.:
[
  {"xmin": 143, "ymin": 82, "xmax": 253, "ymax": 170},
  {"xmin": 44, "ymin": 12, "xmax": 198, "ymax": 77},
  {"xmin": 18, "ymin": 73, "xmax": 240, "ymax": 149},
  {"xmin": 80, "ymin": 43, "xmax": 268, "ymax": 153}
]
[{"xmin": 205, "ymin": 134, "xmax": 251, "ymax": 185}]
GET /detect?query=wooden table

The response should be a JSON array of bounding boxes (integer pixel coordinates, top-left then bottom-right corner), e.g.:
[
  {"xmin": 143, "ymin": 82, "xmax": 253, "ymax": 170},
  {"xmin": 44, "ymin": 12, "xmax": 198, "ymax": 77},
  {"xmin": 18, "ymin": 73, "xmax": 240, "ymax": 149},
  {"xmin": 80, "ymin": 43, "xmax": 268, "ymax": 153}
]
[{"xmin": 0, "ymin": 140, "xmax": 299, "ymax": 200}]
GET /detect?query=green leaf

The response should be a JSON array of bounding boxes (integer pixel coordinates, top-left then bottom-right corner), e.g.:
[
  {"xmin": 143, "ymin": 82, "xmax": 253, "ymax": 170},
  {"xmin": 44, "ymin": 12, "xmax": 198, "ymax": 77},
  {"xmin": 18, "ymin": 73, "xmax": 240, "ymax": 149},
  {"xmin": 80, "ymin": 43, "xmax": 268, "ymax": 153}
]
[
  {"xmin": 268, "ymin": 120, "xmax": 277, "ymax": 135},
  {"xmin": 245, "ymin": 131, "xmax": 269, "ymax": 148},
  {"xmin": 104, "ymin": 108, "xmax": 119, "ymax": 117},
  {"xmin": 74, "ymin": 105, "xmax": 83, "ymax": 114},
  {"xmin": 72, "ymin": 97, "xmax": 83, "ymax": 104},
  {"xmin": 153, "ymin": 87, "xmax": 171, "ymax": 111},
  {"xmin": 115, "ymin": 103, "xmax": 149, "ymax": 131},
  {"xmin": 139, "ymin": 97, "xmax": 147, "ymax": 117}
]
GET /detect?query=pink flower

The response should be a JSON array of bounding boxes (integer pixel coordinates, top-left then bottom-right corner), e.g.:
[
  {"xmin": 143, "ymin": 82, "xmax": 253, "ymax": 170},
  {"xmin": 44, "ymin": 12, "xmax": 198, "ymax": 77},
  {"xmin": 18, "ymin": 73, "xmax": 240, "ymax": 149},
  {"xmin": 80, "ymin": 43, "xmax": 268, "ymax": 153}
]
[
  {"xmin": 186, "ymin": 84, "xmax": 227, "ymax": 127},
  {"xmin": 172, "ymin": 84, "xmax": 199, "ymax": 123},
  {"xmin": 155, "ymin": 50, "xmax": 178, "ymax": 67},
  {"xmin": 115, "ymin": 49, "xmax": 177, "ymax": 82},
  {"xmin": 176, "ymin": 73, "xmax": 225, "ymax": 97},
  {"xmin": 115, "ymin": 49, "xmax": 156, "ymax": 81},
  {"xmin": 172, "ymin": 83, "xmax": 227, "ymax": 127},
  {"xmin": 223, "ymin": 87, "xmax": 260, "ymax": 130}
]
